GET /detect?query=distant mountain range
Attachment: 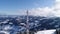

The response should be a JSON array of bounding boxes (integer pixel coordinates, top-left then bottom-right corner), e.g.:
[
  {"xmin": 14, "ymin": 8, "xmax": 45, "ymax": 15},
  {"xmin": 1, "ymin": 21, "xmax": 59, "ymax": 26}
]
[{"xmin": 0, "ymin": 15, "xmax": 60, "ymax": 34}]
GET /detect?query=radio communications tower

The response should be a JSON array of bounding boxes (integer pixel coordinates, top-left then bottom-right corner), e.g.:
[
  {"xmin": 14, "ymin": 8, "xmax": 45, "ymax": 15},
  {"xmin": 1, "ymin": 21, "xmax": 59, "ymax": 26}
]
[{"xmin": 26, "ymin": 10, "xmax": 29, "ymax": 34}]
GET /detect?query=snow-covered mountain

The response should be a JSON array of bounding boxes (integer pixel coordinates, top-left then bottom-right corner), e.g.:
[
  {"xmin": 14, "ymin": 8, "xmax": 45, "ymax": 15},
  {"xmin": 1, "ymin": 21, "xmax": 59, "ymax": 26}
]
[
  {"xmin": 0, "ymin": 15, "xmax": 60, "ymax": 34},
  {"xmin": 35, "ymin": 29, "xmax": 56, "ymax": 34}
]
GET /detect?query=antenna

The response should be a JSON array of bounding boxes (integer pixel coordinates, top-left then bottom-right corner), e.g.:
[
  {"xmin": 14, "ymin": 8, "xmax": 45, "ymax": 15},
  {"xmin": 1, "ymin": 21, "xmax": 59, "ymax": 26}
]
[{"xmin": 26, "ymin": 10, "xmax": 29, "ymax": 34}]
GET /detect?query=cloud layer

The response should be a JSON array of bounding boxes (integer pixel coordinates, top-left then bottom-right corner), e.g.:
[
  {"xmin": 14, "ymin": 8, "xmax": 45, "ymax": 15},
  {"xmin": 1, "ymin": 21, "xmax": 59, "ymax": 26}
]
[
  {"xmin": 25, "ymin": 0, "xmax": 60, "ymax": 17},
  {"xmin": 53, "ymin": 0, "xmax": 60, "ymax": 17},
  {"xmin": 28, "ymin": 7, "xmax": 54, "ymax": 17},
  {"xmin": 2, "ymin": 0, "xmax": 59, "ymax": 17}
]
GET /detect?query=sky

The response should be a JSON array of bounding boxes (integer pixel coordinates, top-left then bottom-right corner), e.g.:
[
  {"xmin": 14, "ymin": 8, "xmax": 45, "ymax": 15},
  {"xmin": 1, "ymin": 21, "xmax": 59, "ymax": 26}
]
[
  {"xmin": 0, "ymin": 0, "xmax": 55, "ymax": 9},
  {"xmin": 0, "ymin": 0, "xmax": 60, "ymax": 17}
]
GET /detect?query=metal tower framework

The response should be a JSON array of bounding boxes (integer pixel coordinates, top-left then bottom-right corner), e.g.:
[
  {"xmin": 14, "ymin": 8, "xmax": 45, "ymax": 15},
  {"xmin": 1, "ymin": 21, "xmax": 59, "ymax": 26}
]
[{"xmin": 26, "ymin": 10, "xmax": 29, "ymax": 34}]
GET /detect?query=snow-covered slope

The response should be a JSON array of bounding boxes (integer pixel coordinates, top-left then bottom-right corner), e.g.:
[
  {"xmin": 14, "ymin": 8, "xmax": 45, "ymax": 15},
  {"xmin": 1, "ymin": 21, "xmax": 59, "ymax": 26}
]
[
  {"xmin": 35, "ymin": 29, "xmax": 56, "ymax": 34},
  {"xmin": 0, "ymin": 31, "xmax": 10, "ymax": 34},
  {"xmin": 0, "ymin": 16, "xmax": 60, "ymax": 34}
]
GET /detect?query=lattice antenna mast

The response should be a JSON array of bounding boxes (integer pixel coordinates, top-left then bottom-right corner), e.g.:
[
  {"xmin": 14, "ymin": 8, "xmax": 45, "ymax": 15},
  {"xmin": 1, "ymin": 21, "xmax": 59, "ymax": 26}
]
[{"xmin": 26, "ymin": 10, "xmax": 29, "ymax": 34}]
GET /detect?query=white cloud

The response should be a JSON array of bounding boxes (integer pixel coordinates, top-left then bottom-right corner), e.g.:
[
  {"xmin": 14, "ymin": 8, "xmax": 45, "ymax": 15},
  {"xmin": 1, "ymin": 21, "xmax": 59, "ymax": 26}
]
[
  {"xmin": 18, "ymin": 7, "xmax": 55, "ymax": 17},
  {"xmin": 54, "ymin": 0, "xmax": 60, "ymax": 9},
  {"xmin": 28, "ymin": 7, "xmax": 55, "ymax": 17},
  {"xmin": 0, "ymin": 0, "xmax": 60, "ymax": 17},
  {"xmin": 56, "ymin": 0, "xmax": 60, "ymax": 2},
  {"xmin": 54, "ymin": 0, "xmax": 60, "ymax": 17},
  {"xmin": 16, "ymin": 0, "xmax": 60, "ymax": 17},
  {"xmin": 27, "ymin": 0, "xmax": 60, "ymax": 17}
]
